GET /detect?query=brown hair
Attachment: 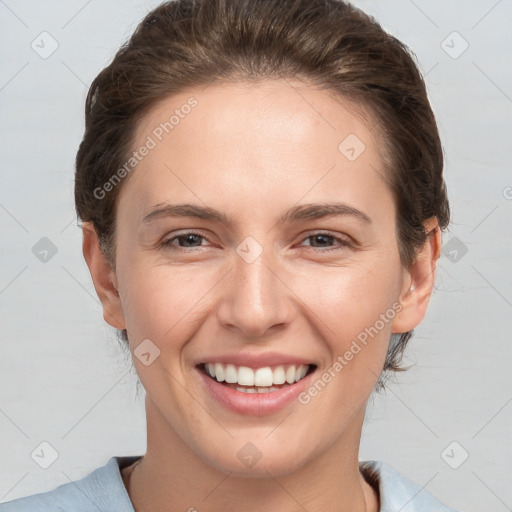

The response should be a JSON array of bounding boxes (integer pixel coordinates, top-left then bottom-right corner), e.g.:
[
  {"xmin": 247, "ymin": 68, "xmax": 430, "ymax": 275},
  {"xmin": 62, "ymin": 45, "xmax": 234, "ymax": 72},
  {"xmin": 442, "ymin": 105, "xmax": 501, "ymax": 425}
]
[{"xmin": 74, "ymin": 0, "xmax": 450, "ymax": 391}]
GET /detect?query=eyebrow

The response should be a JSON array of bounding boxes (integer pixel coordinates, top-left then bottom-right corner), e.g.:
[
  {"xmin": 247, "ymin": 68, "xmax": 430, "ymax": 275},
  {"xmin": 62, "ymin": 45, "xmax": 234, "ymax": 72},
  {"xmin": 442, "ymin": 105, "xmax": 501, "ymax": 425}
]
[{"xmin": 142, "ymin": 202, "xmax": 372, "ymax": 225}]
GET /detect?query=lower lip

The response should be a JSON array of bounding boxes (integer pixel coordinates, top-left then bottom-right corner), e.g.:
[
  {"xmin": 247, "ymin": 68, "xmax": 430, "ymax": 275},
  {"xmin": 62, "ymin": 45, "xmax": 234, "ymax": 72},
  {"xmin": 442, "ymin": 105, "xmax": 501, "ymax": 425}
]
[{"xmin": 196, "ymin": 366, "xmax": 314, "ymax": 416}]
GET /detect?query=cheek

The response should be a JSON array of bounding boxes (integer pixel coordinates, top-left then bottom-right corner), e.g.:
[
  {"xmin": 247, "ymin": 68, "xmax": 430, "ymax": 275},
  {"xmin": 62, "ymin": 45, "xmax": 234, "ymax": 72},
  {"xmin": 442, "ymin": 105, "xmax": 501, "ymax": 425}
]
[
  {"xmin": 117, "ymin": 260, "xmax": 216, "ymax": 350},
  {"xmin": 294, "ymin": 256, "xmax": 400, "ymax": 339},
  {"xmin": 291, "ymin": 259, "xmax": 400, "ymax": 392}
]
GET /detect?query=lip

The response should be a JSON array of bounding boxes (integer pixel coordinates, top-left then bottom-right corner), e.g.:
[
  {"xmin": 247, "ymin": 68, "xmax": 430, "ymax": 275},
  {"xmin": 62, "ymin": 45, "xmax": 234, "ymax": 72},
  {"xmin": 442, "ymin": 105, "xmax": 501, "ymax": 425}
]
[
  {"xmin": 197, "ymin": 351, "xmax": 315, "ymax": 369},
  {"xmin": 196, "ymin": 364, "xmax": 316, "ymax": 416}
]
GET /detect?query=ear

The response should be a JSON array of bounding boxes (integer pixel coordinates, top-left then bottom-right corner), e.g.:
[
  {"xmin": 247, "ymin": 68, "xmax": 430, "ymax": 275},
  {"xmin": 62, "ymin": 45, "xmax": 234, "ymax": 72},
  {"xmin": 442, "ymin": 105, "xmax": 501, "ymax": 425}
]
[
  {"xmin": 81, "ymin": 222, "xmax": 126, "ymax": 330},
  {"xmin": 391, "ymin": 217, "xmax": 441, "ymax": 334}
]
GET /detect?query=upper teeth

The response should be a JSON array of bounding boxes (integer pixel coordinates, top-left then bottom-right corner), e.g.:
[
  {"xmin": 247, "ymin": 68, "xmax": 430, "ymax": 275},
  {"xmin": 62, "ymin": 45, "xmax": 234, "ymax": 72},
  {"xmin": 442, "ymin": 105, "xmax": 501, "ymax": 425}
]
[{"xmin": 205, "ymin": 363, "xmax": 310, "ymax": 386}]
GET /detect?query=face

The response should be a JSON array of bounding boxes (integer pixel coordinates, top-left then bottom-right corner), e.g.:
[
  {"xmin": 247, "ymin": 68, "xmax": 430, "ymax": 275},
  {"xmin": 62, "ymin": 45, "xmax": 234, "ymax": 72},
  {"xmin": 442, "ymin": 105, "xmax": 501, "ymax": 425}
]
[{"xmin": 85, "ymin": 79, "xmax": 436, "ymax": 477}]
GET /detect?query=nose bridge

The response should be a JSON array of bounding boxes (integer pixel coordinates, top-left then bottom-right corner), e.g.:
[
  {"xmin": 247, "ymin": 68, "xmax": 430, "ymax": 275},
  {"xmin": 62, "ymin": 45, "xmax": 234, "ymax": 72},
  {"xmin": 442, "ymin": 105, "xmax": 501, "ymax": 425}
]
[
  {"xmin": 216, "ymin": 237, "xmax": 291, "ymax": 336},
  {"xmin": 236, "ymin": 244, "xmax": 273, "ymax": 304}
]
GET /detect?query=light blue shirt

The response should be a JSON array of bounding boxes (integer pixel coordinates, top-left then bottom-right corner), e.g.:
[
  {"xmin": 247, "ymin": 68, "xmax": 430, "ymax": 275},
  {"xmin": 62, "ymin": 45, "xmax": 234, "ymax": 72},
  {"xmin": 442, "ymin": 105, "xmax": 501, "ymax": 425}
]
[{"xmin": 0, "ymin": 456, "xmax": 459, "ymax": 511}]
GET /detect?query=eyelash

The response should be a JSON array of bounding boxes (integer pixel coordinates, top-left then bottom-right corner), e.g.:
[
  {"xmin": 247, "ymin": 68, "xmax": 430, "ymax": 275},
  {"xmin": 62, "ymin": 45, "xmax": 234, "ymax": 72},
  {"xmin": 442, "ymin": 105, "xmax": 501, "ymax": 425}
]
[{"xmin": 159, "ymin": 231, "xmax": 353, "ymax": 253}]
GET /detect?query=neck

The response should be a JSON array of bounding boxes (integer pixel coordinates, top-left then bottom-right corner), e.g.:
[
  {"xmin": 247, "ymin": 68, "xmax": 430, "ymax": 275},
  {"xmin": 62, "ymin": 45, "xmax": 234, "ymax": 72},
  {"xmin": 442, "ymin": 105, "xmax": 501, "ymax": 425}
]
[{"xmin": 123, "ymin": 398, "xmax": 379, "ymax": 512}]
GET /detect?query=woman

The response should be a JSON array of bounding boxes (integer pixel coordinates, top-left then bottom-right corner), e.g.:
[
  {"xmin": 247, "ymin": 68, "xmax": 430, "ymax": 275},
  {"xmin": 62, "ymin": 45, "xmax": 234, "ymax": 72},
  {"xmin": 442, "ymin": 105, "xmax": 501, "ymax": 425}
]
[{"xmin": 0, "ymin": 0, "xmax": 459, "ymax": 510}]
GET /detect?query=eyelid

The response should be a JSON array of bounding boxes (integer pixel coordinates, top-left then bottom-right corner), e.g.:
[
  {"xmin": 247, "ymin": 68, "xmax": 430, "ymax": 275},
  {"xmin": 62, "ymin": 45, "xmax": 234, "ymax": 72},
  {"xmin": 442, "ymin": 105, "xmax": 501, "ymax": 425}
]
[
  {"xmin": 160, "ymin": 229, "xmax": 353, "ymax": 252},
  {"xmin": 160, "ymin": 229, "xmax": 212, "ymax": 248},
  {"xmin": 296, "ymin": 230, "xmax": 353, "ymax": 250}
]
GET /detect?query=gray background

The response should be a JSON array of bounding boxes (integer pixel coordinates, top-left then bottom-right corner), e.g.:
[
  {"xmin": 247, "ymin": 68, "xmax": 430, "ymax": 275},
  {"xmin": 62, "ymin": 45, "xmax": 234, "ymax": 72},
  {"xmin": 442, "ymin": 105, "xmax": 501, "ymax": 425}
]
[{"xmin": 0, "ymin": 1, "xmax": 511, "ymax": 510}]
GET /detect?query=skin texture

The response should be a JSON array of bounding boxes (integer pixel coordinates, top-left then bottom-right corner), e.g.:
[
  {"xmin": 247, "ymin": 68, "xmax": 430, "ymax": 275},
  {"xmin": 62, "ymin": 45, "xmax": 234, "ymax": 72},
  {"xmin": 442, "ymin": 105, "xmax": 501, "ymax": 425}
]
[{"xmin": 82, "ymin": 79, "xmax": 441, "ymax": 512}]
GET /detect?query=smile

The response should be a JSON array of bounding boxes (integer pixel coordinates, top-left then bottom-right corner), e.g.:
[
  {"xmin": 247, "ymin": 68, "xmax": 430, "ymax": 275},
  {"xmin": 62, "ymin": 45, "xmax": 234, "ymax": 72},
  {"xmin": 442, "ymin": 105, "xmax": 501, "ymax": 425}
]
[{"xmin": 199, "ymin": 362, "xmax": 316, "ymax": 394}]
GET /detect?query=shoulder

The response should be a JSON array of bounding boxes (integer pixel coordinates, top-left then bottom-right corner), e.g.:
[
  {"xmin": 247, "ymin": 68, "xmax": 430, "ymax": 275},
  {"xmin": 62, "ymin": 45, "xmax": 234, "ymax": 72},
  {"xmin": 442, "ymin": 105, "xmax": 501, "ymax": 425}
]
[
  {"xmin": 0, "ymin": 456, "xmax": 141, "ymax": 512},
  {"xmin": 360, "ymin": 460, "xmax": 460, "ymax": 512}
]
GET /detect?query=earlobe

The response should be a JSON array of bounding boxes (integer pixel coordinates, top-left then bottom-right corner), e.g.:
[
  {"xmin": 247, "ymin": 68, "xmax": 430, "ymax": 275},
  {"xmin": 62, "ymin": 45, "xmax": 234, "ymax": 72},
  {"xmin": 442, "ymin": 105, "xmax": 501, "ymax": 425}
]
[
  {"xmin": 81, "ymin": 222, "xmax": 126, "ymax": 330},
  {"xmin": 391, "ymin": 217, "xmax": 441, "ymax": 334}
]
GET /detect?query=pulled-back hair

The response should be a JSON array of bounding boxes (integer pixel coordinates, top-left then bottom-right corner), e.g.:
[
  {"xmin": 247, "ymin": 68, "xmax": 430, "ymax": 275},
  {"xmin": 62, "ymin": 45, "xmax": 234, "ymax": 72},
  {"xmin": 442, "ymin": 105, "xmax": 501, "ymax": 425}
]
[{"xmin": 74, "ymin": 0, "xmax": 450, "ymax": 390}]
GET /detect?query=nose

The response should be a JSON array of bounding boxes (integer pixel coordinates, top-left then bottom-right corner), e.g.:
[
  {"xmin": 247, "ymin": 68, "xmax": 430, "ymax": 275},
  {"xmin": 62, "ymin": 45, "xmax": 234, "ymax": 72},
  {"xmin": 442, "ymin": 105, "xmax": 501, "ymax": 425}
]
[{"xmin": 215, "ymin": 243, "xmax": 294, "ymax": 338}]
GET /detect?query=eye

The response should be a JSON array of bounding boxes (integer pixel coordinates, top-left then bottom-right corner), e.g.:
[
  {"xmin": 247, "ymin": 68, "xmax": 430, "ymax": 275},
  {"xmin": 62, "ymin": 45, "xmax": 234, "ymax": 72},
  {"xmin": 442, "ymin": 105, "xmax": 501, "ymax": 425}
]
[
  {"xmin": 160, "ymin": 231, "xmax": 209, "ymax": 250},
  {"xmin": 298, "ymin": 232, "xmax": 353, "ymax": 252},
  {"xmin": 159, "ymin": 230, "xmax": 353, "ymax": 252}
]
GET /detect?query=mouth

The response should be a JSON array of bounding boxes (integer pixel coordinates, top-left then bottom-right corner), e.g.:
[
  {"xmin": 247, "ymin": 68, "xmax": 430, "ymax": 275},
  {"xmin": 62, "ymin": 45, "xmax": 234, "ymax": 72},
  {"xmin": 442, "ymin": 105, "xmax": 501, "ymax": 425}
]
[{"xmin": 197, "ymin": 362, "xmax": 317, "ymax": 394}]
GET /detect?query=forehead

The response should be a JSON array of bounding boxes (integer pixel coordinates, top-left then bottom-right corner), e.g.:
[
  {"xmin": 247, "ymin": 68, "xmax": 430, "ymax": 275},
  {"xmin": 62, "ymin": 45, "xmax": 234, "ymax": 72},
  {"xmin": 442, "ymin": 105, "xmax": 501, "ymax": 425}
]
[
  {"xmin": 119, "ymin": 79, "xmax": 393, "ymax": 225},
  {"xmin": 135, "ymin": 78, "xmax": 382, "ymax": 152}
]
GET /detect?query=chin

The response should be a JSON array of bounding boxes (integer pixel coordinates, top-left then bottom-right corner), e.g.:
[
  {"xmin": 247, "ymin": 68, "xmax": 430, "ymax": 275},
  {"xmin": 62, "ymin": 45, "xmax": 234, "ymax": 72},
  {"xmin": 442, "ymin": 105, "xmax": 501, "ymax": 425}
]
[{"xmin": 197, "ymin": 439, "xmax": 312, "ymax": 479}]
